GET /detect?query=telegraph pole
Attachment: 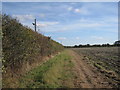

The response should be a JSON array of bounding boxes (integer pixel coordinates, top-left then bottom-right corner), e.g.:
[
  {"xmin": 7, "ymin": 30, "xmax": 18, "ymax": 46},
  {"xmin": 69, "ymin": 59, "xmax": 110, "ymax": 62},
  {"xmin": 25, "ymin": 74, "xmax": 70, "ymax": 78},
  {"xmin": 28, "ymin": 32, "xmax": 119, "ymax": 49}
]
[
  {"xmin": 32, "ymin": 19, "xmax": 37, "ymax": 32},
  {"xmin": 35, "ymin": 19, "xmax": 36, "ymax": 32}
]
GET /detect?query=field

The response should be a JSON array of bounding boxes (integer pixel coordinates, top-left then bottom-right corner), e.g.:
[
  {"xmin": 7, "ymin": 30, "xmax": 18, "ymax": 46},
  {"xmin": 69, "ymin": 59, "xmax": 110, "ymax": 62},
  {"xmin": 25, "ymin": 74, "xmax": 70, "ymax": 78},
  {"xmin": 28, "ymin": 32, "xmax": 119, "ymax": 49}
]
[
  {"xmin": 11, "ymin": 47, "xmax": 120, "ymax": 88},
  {"xmin": 72, "ymin": 47, "xmax": 120, "ymax": 88},
  {"xmin": 2, "ymin": 2, "xmax": 119, "ymax": 88}
]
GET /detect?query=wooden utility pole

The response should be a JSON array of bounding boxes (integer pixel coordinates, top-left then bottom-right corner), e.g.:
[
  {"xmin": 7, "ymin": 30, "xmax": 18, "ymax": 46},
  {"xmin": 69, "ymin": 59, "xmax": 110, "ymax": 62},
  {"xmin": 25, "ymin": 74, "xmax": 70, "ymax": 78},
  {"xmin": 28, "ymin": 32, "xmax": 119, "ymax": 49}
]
[
  {"xmin": 32, "ymin": 19, "xmax": 37, "ymax": 32},
  {"xmin": 35, "ymin": 19, "xmax": 36, "ymax": 32}
]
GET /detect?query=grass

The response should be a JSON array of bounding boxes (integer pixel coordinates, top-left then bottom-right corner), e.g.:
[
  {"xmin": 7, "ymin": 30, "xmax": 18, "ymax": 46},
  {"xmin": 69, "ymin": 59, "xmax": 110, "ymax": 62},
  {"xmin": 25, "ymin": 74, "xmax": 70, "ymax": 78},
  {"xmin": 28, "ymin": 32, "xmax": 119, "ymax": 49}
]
[{"xmin": 18, "ymin": 50, "xmax": 75, "ymax": 88}]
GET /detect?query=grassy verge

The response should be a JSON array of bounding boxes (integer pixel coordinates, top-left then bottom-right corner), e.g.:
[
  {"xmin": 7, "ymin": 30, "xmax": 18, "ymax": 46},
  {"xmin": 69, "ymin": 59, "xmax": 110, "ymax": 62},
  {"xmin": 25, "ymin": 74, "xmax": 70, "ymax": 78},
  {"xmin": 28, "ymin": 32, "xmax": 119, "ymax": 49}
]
[{"xmin": 18, "ymin": 50, "xmax": 75, "ymax": 88}]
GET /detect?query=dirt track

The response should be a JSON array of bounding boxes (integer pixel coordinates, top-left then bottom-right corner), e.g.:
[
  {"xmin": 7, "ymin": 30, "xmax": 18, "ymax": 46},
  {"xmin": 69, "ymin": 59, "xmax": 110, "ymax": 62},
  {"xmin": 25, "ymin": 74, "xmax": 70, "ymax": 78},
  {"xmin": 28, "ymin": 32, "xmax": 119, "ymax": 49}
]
[{"xmin": 68, "ymin": 49, "xmax": 112, "ymax": 88}]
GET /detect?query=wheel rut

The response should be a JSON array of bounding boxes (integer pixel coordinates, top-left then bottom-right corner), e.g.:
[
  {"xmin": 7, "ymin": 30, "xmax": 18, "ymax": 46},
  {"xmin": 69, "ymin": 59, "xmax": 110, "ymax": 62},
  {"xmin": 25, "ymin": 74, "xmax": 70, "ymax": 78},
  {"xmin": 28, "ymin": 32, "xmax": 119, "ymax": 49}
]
[{"xmin": 68, "ymin": 49, "xmax": 112, "ymax": 88}]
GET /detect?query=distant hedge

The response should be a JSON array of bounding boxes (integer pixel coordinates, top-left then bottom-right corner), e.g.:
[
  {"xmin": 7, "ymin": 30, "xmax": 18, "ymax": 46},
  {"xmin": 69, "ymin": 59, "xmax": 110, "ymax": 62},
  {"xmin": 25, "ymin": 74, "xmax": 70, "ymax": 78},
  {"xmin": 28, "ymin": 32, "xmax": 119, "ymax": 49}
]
[
  {"xmin": 65, "ymin": 42, "xmax": 120, "ymax": 48},
  {"xmin": 2, "ymin": 14, "xmax": 64, "ymax": 74}
]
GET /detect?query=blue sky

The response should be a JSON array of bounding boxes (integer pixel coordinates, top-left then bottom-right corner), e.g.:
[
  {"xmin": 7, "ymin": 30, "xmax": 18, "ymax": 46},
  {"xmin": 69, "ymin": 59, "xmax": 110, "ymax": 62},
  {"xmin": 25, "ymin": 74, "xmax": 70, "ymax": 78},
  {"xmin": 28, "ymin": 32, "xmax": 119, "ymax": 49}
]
[{"xmin": 2, "ymin": 2, "xmax": 118, "ymax": 46}]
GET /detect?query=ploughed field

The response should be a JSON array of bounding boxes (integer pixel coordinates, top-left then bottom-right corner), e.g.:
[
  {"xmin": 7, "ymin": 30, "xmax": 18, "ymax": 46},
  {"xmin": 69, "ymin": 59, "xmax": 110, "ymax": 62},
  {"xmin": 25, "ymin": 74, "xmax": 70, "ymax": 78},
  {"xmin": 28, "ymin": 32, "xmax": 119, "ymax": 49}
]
[{"xmin": 72, "ymin": 47, "xmax": 120, "ymax": 88}]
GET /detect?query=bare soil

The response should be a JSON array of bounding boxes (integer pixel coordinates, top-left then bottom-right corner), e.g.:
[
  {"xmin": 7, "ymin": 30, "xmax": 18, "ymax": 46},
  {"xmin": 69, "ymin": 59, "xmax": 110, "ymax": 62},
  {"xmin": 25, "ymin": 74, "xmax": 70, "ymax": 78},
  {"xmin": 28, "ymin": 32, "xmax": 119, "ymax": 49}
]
[{"xmin": 68, "ymin": 49, "xmax": 112, "ymax": 88}]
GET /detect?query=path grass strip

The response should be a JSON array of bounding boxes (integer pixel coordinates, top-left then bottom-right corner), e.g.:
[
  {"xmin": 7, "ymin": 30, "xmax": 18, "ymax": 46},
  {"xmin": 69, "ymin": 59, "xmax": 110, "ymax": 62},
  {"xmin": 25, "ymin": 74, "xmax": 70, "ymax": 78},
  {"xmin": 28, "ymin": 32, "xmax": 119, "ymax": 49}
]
[{"xmin": 19, "ymin": 50, "xmax": 75, "ymax": 88}]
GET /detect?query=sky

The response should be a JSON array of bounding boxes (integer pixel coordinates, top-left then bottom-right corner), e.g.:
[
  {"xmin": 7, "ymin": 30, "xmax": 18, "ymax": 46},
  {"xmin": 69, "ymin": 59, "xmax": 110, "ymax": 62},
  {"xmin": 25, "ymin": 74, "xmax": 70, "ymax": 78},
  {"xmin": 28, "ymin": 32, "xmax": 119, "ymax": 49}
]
[
  {"xmin": 2, "ymin": 0, "xmax": 120, "ymax": 2},
  {"xmin": 2, "ymin": 2, "xmax": 118, "ymax": 46}
]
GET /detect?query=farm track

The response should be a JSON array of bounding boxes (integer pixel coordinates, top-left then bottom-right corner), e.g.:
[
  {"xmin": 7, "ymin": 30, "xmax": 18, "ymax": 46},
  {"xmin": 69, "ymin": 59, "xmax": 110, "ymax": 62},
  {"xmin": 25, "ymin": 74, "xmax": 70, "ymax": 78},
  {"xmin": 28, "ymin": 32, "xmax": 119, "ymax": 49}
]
[{"xmin": 68, "ymin": 49, "xmax": 112, "ymax": 88}]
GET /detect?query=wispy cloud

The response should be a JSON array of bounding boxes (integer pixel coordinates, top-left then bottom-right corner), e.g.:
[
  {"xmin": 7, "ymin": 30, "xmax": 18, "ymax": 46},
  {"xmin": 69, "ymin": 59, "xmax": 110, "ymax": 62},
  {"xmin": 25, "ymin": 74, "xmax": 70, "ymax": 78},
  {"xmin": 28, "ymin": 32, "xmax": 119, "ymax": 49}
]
[
  {"xmin": 12, "ymin": 14, "xmax": 35, "ymax": 22},
  {"xmin": 75, "ymin": 37, "xmax": 80, "ymax": 40},
  {"xmin": 67, "ymin": 6, "xmax": 90, "ymax": 15},
  {"xmin": 3, "ymin": 2, "xmax": 117, "ymax": 45},
  {"xmin": 91, "ymin": 36, "xmax": 104, "ymax": 40},
  {"xmin": 39, "ymin": 13, "xmax": 46, "ymax": 18},
  {"xmin": 37, "ymin": 21, "xmax": 59, "ymax": 27},
  {"xmin": 57, "ymin": 37, "xmax": 67, "ymax": 40},
  {"xmin": 51, "ymin": 17, "xmax": 117, "ymax": 33},
  {"xmin": 67, "ymin": 7, "xmax": 73, "ymax": 11},
  {"xmin": 74, "ymin": 9, "xmax": 81, "ymax": 13},
  {"xmin": 36, "ymin": 17, "xmax": 117, "ymax": 33}
]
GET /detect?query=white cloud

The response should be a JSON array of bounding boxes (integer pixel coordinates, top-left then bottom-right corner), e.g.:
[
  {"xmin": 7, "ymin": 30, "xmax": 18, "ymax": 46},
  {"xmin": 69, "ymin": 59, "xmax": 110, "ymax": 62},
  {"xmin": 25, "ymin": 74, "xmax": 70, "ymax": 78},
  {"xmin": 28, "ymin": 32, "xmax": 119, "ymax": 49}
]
[
  {"xmin": 29, "ymin": 16, "xmax": 117, "ymax": 33},
  {"xmin": 59, "ymin": 22, "xmax": 102, "ymax": 32},
  {"xmin": 46, "ymin": 22, "xmax": 59, "ymax": 25},
  {"xmin": 12, "ymin": 14, "xmax": 35, "ymax": 22},
  {"xmin": 57, "ymin": 17, "xmax": 117, "ymax": 33},
  {"xmin": 70, "ymin": 2, "xmax": 77, "ymax": 5},
  {"xmin": 37, "ymin": 21, "xmax": 59, "ymax": 27},
  {"xmin": 73, "ymin": 8, "xmax": 90, "ymax": 15},
  {"xmin": 39, "ymin": 13, "xmax": 45, "ymax": 18},
  {"xmin": 67, "ymin": 7, "xmax": 73, "ymax": 11},
  {"xmin": 37, "ymin": 23, "xmax": 47, "ymax": 27},
  {"xmin": 57, "ymin": 37, "xmax": 67, "ymax": 40},
  {"xmin": 91, "ymin": 36, "xmax": 104, "ymax": 40},
  {"xmin": 76, "ymin": 37, "xmax": 80, "ymax": 40},
  {"xmin": 74, "ymin": 9, "xmax": 81, "ymax": 13}
]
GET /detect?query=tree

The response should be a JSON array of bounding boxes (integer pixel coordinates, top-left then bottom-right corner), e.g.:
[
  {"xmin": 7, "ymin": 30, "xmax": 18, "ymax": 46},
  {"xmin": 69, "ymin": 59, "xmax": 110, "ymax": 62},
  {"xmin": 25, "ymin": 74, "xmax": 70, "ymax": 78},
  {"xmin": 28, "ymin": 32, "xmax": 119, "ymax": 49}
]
[{"xmin": 114, "ymin": 40, "xmax": 120, "ymax": 46}]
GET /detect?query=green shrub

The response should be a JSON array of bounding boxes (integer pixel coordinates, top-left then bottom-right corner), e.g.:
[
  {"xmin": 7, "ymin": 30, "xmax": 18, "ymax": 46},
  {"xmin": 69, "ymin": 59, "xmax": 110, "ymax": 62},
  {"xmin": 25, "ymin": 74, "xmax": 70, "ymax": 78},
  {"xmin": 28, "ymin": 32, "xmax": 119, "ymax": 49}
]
[{"xmin": 2, "ymin": 14, "xmax": 64, "ymax": 74}]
